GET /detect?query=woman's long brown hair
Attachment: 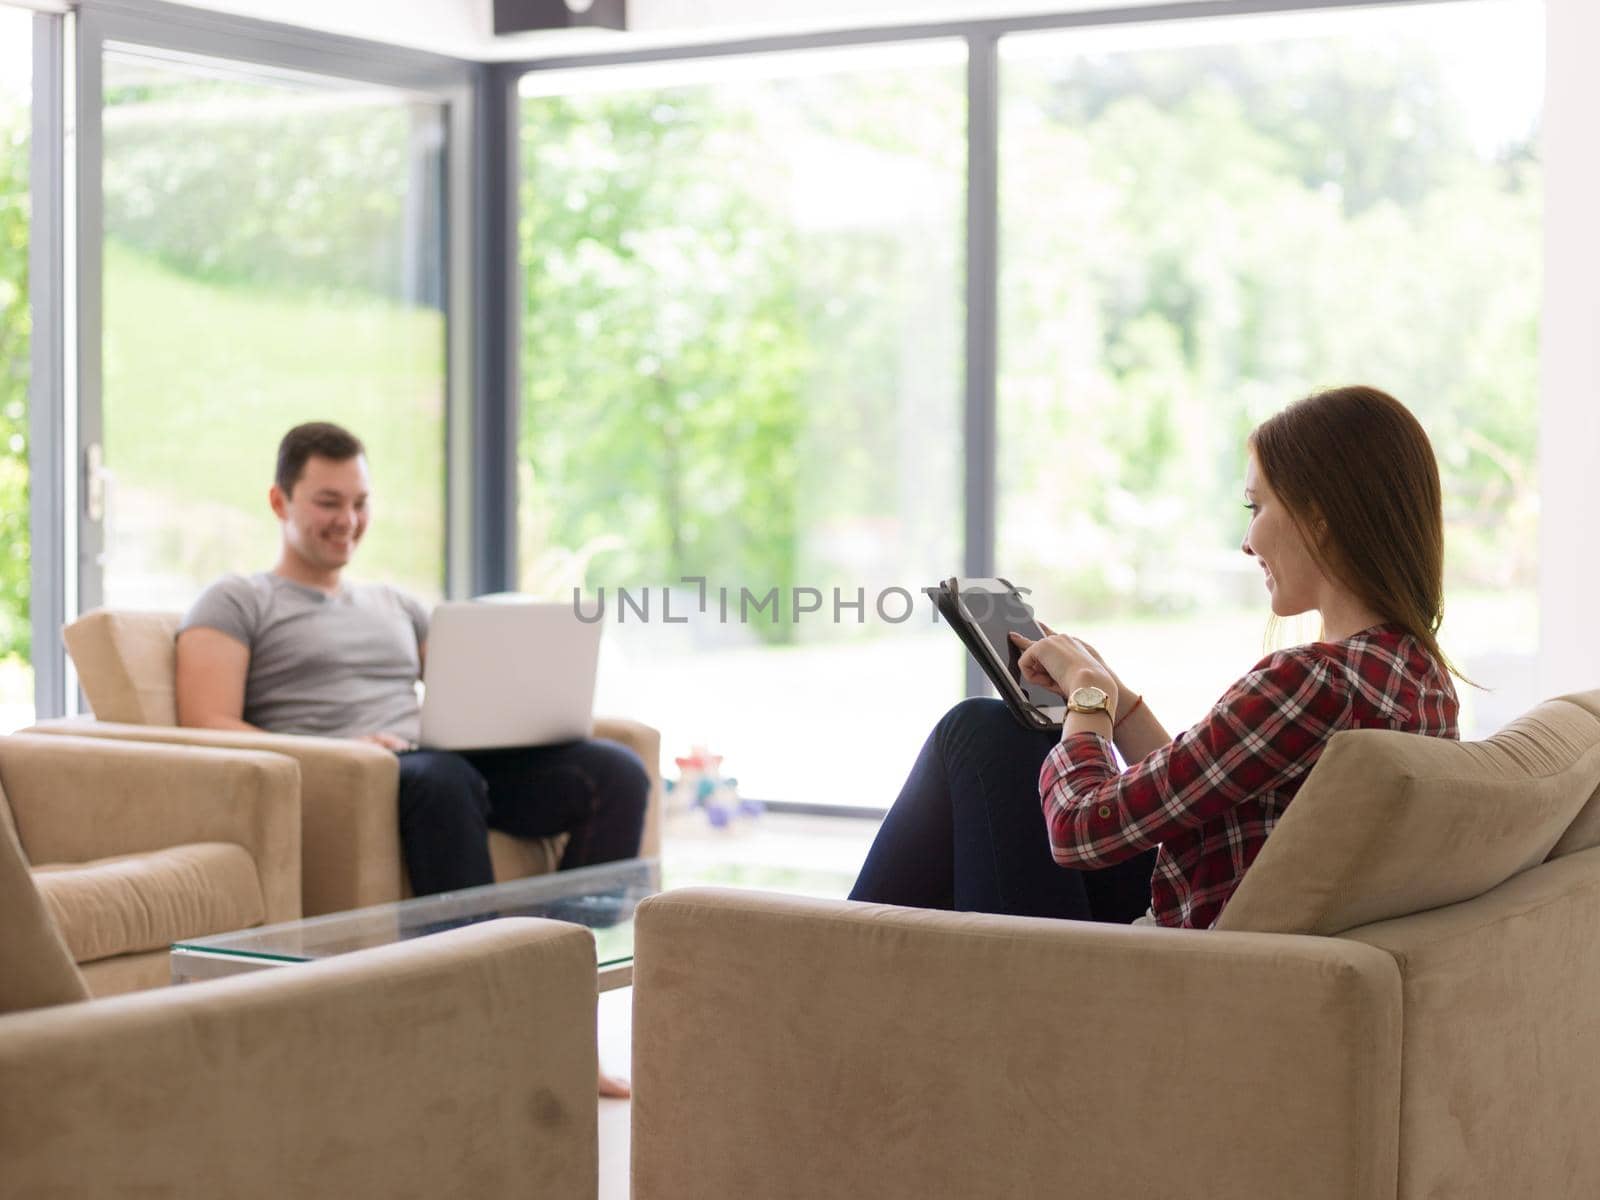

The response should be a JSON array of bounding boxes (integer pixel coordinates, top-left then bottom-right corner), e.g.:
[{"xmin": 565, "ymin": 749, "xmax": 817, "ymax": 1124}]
[{"xmin": 1248, "ymin": 385, "xmax": 1465, "ymax": 682}]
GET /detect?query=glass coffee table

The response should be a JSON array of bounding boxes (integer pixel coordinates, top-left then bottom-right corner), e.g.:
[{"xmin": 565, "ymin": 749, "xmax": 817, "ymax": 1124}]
[
  {"xmin": 172, "ymin": 858, "xmax": 663, "ymax": 991},
  {"xmin": 171, "ymin": 857, "xmax": 855, "ymax": 991}
]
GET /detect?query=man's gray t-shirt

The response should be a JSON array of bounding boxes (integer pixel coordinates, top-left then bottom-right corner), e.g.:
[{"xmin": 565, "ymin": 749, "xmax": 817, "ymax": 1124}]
[{"xmin": 181, "ymin": 573, "xmax": 429, "ymax": 743}]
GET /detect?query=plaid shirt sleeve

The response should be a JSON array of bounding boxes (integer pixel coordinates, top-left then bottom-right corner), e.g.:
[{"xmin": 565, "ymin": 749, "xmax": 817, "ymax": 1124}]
[{"xmin": 1039, "ymin": 647, "xmax": 1353, "ymax": 869}]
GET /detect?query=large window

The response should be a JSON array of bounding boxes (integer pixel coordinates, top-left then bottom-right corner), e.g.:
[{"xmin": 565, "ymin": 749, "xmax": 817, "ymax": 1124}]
[
  {"xmin": 997, "ymin": 0, "xmax": 1542, "ymax": 738},
  {"xmin": 0, "ymin": 8, "xmax": 30, "ymax": 731},
  {"xmin": 9, "ymin": 0, "xmax": 1540, "ymax": 762},
  {"xmin": 516, "ymin": 3, "xmax": 1543, "ymax": 807},
  {"xmin": 97, "ymin": 50, "xmax": 448, "ymax": 609},
  {"xmin": 519, "ymin": 45, "xmax": 967, "ymax": 806}
]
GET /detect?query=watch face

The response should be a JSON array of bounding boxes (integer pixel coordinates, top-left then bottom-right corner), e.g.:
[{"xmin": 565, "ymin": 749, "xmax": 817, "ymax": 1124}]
[{"xmin": 1070, "ymin": 686, "xmax": 1108, "ymax": 708}]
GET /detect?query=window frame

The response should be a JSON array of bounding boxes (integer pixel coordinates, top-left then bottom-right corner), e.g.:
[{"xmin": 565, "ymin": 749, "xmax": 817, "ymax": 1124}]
[{"xmin": 20, "ymin": 0, "xmax": 1566, "ymax": 722}]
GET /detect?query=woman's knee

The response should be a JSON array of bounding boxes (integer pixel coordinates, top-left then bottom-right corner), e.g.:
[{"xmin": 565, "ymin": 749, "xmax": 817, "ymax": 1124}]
[
  {"xmin": 936, "ymin": 697, "xmax": 1013, "ymax": 742},
  {"xmin": 933, "ymin": 695, "xmax": 1058, "ymax": 777}
]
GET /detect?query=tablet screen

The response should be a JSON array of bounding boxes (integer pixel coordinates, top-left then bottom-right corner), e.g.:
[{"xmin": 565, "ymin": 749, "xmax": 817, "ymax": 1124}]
[{"xmin": 959, "ymin": 585, "xmax": 1063, "ymax": 710}]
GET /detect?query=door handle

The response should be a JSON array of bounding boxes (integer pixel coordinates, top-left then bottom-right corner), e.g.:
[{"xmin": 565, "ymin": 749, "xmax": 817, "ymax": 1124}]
[{"xmin": 84, "ymin": 442, "xmax": 110, "ymax": 522}]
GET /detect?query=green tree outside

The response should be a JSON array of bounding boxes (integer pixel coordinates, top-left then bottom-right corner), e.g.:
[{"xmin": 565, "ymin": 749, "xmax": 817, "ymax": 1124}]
[
  {"xmin": 0, "ymin": 109, "xmax": 29, "ymax": 664},
  {"xmin": 518, "ymin": 38, "xmax": 1538, "ymax": 639},
  {"xmin": 520, "ymin": 91, "xmax": 808, "ymax": 630},
  {"xmin": 0, "ymin": 28, "xmax": 1545, "ymax": 670},
  {"xmin": 999, "ymin": 36, "xmax": 1539, "ymax": 618}
]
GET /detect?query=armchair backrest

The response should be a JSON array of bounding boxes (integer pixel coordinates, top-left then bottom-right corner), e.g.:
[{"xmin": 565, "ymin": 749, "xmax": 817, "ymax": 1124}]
[
  {"xmin": 63, "ymin": 609, "xmax": 182, "ymax": 726},
  {"xmin": 0, "ymin": 785, "xmax": 89, "ymax": 1014},
  {"xmin": 1216, "ymin": 690, "xmax": 1600, "ymax": 936},
  {"xmin": 1543, "ymin": 690, "xmax": 1600, "ymax": 858}
]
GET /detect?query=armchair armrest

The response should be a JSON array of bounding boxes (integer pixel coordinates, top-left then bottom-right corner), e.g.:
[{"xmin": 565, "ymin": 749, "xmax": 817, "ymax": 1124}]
[
  {"xmin": 0, "ymin": 918, "xmax": 597, "ymax": 1199},
  {"xmin": 0, "ymin": 734, "xmax": 300, "ymax": 923},
  {"xmin": 1339, "ymin": 848, "xmax": 1600, "ymax": 1200},
  {"xmin": 28, "ymin": 718, "xmax": 399, "ymax": 915},
  {"xmin": 592, "ymin": 715, "xmax": 662, "ymax": 858},
  {"xmin": 633, "ymin": 889, "xmax": 1403, "ymax": 1200}
]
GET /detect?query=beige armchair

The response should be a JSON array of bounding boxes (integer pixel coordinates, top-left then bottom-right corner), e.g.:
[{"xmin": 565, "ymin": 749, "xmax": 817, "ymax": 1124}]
[
  {"xmin": 0, "ymin": 802, "xmax": 599, "ymax": 1199},
  {"xmin": 2, "ymin": 732, "xmax": 300, "ymax": 995},
  {"xmin": 31, "ymin": 608, "xmax": 662, "ymax": 916},
  {"xmin": 631, "ymin": 691, "xmax": 1600, "ymax": 1200}
]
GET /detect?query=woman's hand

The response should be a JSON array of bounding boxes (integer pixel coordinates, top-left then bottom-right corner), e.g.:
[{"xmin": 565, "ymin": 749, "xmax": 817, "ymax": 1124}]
[
  {"xmin": 1009, "ymin": 630, "xmax": 1118, "ymax": 709},
  {"xmin": 1037, "ymin": 624, "xmax": 1138, "ymax": 714}
]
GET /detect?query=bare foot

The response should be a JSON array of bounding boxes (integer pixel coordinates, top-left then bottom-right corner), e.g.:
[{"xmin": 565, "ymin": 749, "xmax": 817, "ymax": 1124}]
[{"xmin": 598, "ymin": 1069, "xmax": 631, "ymax": 1099}]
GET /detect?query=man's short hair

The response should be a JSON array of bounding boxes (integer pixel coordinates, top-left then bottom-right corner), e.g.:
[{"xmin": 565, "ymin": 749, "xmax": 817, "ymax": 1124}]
[{"xmin": 275, "ymin": 422, "xmax": 366, "ymax": 495}]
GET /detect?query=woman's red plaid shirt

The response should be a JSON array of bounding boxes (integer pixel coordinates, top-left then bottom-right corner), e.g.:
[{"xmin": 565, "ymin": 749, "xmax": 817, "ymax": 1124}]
[{"xmin": 1039, "ymin": 624, "xmax": 1459, "ymax": 929}]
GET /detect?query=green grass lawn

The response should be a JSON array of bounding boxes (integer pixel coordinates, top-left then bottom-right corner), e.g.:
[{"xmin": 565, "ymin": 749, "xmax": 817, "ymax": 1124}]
[{"xmin": 101, "ymin": 241, "xmax": 447, "ymax": 596}]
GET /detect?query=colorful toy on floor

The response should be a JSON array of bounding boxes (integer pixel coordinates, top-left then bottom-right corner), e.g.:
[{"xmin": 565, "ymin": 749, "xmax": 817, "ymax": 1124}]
[{"xmin": 668, "ymin": 745, "xmax": 761, "ymax": 828}]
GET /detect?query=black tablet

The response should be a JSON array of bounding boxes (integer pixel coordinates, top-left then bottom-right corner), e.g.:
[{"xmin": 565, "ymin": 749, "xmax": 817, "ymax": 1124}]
[{"xmin": 928, "ymin": 577, "xmax": 1066, "ymax": 730}]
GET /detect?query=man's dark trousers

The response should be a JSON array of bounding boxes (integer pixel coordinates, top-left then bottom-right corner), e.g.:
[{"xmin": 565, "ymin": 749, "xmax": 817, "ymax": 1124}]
[{"xmin": 396, "ymin": 738, "xmax": 650, "ymax": 895}]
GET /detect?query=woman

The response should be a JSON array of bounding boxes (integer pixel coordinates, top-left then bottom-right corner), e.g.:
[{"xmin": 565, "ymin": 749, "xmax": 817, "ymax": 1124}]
[{"xmin": 849, "ymin": 385, "xmax": 1461, "ymax": 929}]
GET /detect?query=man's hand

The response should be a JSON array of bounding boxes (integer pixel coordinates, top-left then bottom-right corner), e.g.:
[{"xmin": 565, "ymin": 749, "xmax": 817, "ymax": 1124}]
[{"xmin": 354, "ymin": 732, "xmax": 415, "ymax": 753}]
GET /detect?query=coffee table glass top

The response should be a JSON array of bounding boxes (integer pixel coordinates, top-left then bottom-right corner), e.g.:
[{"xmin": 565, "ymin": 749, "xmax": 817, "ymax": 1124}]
[
  {"xmin": 173, "ymin": 858, "xmax": 662, "ymax": 972},
  {"xmin": 172, "ymin": 857, "xmax": 855, "ymax": 972}
]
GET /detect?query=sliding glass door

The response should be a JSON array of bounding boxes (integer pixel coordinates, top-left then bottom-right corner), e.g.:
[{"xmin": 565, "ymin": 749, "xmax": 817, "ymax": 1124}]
[
  {"xmin": 512, "ymin": 1, "xmax": 1543, "ymax": 809},
  {"xmin": 88, "ymin": 48, "xmax": 449, "ymax": 611}
]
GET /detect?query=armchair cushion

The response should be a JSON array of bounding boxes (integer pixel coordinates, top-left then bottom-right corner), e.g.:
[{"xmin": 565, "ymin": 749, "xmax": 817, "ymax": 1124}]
[
  {"xmin": 487, "ymin": 830, "xmax": 563, "ymax": 880},
  {"xmin": 1216, "ymin": 692, "xmax": 1600, "ymax": 936},
  {"xmin": 33, "ymin": 843, "xmax": 266, "ymax": 965},
  {"xmin": 0, "ymin": 734, "xmax": 301, "ymax": 926},
  {"xmin": 0, "ymin": 794, "xmax": 88, "ymax": 1015},
  {"xmin": 63, "ymin": 609, "xmax": 181, "ymax": 726}
]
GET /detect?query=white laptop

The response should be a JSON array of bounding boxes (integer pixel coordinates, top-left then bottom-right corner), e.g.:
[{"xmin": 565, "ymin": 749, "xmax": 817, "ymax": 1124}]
[{"xmin": 419, "ymin": 600, "xmax": 603, "ymax": 751}]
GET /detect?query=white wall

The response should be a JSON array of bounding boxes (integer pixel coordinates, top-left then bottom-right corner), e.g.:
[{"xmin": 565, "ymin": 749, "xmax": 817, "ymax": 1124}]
[
  {"xmin": 1538, "ymin": 0, "xmax": 1600, "ymax": 698},
  {"xmin": 145, "ymin": 0, "xmax": 498, "ymax": 57},
  {"xmin": 135, "ymin": 0, "xmax": 1203, "ymax": 60}
]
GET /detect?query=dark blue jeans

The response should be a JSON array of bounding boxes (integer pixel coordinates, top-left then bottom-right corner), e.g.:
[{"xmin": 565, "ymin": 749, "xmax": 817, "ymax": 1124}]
[
  {"xmin": 396, "ymin": 738, "xmax": 650, "ymax": 896},
  {"xmin": 850, "ymin": 698, "xmax": 1157, "ymax": 922}
]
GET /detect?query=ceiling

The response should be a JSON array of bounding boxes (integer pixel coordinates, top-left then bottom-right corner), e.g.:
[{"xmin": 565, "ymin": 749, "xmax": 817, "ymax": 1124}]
[{"xmin": 164, "ymin": 0, "xmax": 1191, "ymax": 62}]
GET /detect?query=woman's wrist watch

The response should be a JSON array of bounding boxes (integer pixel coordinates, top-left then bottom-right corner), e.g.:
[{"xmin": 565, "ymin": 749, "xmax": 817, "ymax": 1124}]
[{"xmin": 1067, "ymin": 685, "xmax": 1114, "ymax": 718}]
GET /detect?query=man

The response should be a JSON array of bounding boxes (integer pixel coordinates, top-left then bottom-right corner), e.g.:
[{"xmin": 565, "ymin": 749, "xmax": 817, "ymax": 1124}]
[
  {"xmin": 178, "ymin": 422, "xmax": 645, "ymax": 1096},
  {"xmin": 176, "ymin": 422, "xmax": 649, "ymax": 905}
]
